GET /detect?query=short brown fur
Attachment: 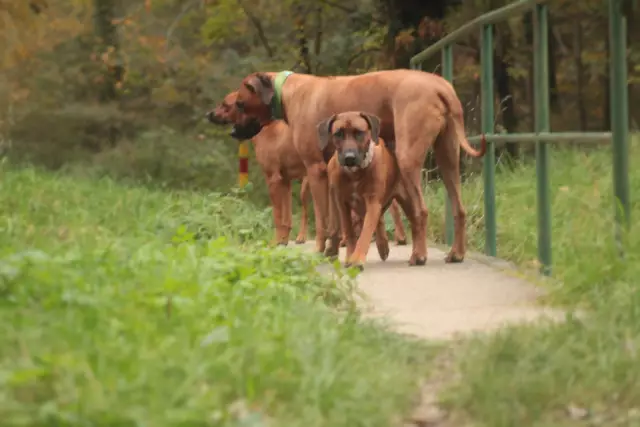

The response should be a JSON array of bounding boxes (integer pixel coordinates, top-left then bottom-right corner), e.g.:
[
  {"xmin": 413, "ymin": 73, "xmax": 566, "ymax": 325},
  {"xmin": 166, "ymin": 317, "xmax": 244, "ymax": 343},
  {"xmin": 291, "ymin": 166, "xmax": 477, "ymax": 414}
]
[
  {"xmin": 232, "ymin": 69, "xmax": 486, "ymax": 263},
  {"xmin": 207, "ymin": 91, "xmax": 407, "ymax": 247},
  {"xmin": 321, "ymin": 112, "xmax": 415, "ymax": 267}
]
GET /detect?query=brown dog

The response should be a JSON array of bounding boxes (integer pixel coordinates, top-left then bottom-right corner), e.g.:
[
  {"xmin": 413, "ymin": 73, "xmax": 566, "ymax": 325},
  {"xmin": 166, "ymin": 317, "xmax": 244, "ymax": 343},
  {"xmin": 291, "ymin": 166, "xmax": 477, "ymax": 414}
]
[
  {"xmin": 229, "ymin": 69, "xmax": 486, "ymax": 264},
  {"xmin": 207, "ymin": 91, "xmax": 408, "ymax": 247},
  {"xmin": 207, "ymin": 91, "xmax": 307, "ymax": 245},
  {"xmin": 320, "ymin": 111, "xmax": 415, "ymax": 267}
]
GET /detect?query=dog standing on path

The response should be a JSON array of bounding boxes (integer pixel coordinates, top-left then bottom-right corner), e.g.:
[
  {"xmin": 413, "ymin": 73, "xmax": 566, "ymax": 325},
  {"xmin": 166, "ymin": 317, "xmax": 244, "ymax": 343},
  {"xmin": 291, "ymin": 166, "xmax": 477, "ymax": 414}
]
[
  {"xmin": 207, "ymin": 91, "xmax": 407, "ymax": 247},
  {"xmin": 302, "ymin": 178, "xmax": 408, "ymax": 247},
  {"xmin": 207, "ymin": 91, "xmax": 308, "ymax": 245},
  {"xmin": 229, "ymin": 69, "xmax": 486, "ymax": 264},
  {"xmin": 319, "ymin": 111, "xmax": 416, "ymax": 268}
]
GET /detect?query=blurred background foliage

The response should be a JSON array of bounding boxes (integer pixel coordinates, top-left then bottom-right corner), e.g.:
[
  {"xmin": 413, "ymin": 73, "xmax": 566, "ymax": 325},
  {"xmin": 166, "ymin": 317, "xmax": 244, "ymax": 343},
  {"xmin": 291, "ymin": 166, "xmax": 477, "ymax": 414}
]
[{"xmin": 1, "ymin": 0, "xmax": 639, "ymax": 205}]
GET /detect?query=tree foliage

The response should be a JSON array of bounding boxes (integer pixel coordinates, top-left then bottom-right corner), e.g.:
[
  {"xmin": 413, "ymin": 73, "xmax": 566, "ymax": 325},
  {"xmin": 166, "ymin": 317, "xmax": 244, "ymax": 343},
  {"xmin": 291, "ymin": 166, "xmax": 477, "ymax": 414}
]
[{"xmin": 0, "ymin": 0, "xmax": 638, "ymax": 192}]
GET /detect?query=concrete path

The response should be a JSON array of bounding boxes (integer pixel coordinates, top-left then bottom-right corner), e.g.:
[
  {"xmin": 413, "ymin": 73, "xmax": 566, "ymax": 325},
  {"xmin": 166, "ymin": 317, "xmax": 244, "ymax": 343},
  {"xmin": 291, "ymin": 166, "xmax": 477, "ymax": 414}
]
[{"xmin": 297, "ymin": 241, "xmax": 564, "ymax": 340}]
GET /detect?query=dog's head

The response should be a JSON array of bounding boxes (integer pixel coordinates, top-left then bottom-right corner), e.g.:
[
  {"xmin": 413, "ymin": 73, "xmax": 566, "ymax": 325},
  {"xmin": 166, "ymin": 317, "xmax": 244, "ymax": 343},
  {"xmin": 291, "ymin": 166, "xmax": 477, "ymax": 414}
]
[
  {"xmin": 316, "ymin": 111, "xmax": 380, "ymax": 170},
  {"xmin": 229, "ymin": 72, "xmax": 275, "ymax": 140},
  {"xmin": 206, "ymin": 91, "xmax": 240, "ymax": 125}
]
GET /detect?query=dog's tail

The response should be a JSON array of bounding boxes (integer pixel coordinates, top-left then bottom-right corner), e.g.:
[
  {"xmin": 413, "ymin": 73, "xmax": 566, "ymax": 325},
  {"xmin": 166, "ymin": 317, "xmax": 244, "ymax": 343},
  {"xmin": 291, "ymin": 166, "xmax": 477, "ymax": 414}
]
[{"xmin": 438, "ymin": 89, "xmax": 487, "ymax": 159}]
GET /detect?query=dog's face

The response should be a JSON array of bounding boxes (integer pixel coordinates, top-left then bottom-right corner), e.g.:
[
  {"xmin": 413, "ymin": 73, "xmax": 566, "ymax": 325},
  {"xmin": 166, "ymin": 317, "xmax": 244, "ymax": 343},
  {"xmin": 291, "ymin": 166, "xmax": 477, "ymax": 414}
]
[
  {"xmin": 316, "ymin": 112, "xmax": 380, "ymax": 169},
  {"xmin": 230, "ymin": 73, "xmax": 275, "ymax": 140},
  {"xmin": 206, "ymin": 91, "xmax": 240, "ymax": 125}
]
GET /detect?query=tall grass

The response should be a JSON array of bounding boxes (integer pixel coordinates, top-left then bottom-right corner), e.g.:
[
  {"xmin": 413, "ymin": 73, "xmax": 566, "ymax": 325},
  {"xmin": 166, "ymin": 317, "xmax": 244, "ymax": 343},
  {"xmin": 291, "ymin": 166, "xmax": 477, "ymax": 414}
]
[
  {"xmin": 0, "ymin": 162, "xmax": 435, "ymax": 427},
  {"xmin": 425, "ymin": 140, "xmax": 640, "ymax": 426}
]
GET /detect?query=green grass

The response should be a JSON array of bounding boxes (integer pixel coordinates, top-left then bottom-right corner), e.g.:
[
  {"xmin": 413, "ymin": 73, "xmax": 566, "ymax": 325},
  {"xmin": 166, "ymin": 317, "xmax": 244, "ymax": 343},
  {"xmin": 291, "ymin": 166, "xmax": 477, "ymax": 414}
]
[
  {"xmin": 0, "ymin": 162, "xmax": 436, "ymax": 427},
  {"xmin": 422, "ymin": 140, "xmax": 640, "ymax": 427}
]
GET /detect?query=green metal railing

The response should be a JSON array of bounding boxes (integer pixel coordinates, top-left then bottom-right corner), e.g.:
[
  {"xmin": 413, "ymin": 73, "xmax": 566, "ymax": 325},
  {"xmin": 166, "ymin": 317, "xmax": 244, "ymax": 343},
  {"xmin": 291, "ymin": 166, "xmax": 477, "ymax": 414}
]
[{"xmin": 410, "ymin": 0, "xmax": 631, "ymax": 275}]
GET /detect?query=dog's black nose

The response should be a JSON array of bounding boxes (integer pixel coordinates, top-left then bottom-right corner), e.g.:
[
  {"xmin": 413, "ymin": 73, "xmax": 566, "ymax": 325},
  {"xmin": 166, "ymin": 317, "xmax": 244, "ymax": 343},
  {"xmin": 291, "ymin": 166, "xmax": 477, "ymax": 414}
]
[
  {"xmin": 205, "ymin": 111, "xmax": 214, "ymax": 122},
  {"xmin": 343, "ymin": 152, "xmax": 357, "ymax": 167}
]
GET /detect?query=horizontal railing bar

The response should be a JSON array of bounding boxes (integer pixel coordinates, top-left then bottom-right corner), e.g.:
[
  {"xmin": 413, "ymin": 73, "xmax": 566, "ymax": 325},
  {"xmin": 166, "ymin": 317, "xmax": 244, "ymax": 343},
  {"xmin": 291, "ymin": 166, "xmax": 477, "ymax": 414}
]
[
  {"xmin": 467, "ymin": 132, "xmax": 612, "ymax": 144},
  {"xmin": 410, "ymin": 0, "xmax": 547, "ymax": 67}
]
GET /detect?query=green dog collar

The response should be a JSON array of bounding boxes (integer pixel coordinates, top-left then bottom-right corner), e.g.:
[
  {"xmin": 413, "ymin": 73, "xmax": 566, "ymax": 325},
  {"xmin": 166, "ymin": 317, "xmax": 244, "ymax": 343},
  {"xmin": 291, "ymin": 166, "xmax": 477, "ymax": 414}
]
[{"xmin": 271, "ymin": 71, "xmax": 294, "ymax": 120}]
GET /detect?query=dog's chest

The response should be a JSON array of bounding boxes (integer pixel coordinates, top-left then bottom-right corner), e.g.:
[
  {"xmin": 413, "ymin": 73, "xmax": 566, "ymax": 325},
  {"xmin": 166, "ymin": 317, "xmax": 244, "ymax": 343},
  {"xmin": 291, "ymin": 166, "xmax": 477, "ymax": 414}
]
[{"xmin": 346, "ymin": 179, "xmax": 366, "ymax": 215}]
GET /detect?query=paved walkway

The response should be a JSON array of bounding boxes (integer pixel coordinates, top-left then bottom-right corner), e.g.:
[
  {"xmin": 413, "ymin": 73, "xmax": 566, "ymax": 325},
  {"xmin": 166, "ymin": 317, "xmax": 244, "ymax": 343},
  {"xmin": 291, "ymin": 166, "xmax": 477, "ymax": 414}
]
[{"xmin": 297, "ymin": 241, "xmax": 564, "ymax": 340}]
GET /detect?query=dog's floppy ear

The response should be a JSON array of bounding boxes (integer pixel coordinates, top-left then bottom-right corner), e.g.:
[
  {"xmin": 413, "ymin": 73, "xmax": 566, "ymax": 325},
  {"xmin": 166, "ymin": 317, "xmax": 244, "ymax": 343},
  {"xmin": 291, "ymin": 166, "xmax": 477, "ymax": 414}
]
[
  {"xmin": 243, "ymin": 73, "xmax": 274, "ymax": 106},
  {"xmin": 360, "ymin": 112, "xmax": 381, "ymax": 144},
  {"xmin": 316, "ymin": 114, "xmax": 337, "ymax": 151}
]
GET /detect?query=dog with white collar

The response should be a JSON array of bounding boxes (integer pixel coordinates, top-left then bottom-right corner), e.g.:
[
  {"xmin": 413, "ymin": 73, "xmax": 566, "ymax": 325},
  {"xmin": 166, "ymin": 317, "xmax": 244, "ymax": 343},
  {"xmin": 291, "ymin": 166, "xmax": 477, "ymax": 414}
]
[{"xmin": 318, "ymin": 111, "xmax": 417, "ymax": 269}]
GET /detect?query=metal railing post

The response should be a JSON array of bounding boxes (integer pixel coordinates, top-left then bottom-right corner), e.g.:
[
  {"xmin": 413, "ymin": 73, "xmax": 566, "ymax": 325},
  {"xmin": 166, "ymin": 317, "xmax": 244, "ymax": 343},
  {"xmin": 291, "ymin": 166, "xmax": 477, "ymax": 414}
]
[
  {"xmin": 481, "ymin": 24, "xmax": 497, "ymax": 257},
  {"xmin": 609, "ymin": 0, "xmax": 631, "ymax": 250},
  {"xmin": 442, "ymin": 45, "xmax": 455, "ymax": 246},
  {"xmin": 534, "ymin": 4, "xmax": 552, "ymax": 275}
]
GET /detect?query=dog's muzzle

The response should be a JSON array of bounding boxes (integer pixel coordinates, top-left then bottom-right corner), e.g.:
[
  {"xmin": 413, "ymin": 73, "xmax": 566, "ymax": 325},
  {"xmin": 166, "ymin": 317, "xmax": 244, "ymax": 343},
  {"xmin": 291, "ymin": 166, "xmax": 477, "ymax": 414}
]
[
  {"xmin": 230, "ymin": 119, "xmax": 262, "ymax": 140},
  {"xmin": 206, "ymin": 111, "xmax": 228, "ymax": 125},
  {"xmin": 338, "ymin": 149, "xmax": 362, "ymax": 168},
  {"xmin": 339, "ymin": 144, "xmax": 374, "ymax": 173}
]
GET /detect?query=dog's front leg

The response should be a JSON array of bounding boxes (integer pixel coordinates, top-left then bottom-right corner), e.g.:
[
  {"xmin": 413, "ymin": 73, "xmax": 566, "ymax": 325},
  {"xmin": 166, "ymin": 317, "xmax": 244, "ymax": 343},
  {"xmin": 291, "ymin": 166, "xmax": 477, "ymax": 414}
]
[
  {"xmin": 295, "ymin": 178, "xmax": 310, "ymax": 244},
  {"xmin": 266, "ymin": 174, "xmax": 289, "ymax": 245},
  {"xmin": 325, "ymin": 184, "xmax": 342, "ymax": 256},
  {"xmin": 347, "ymin": 199, "xmax": 382, "ymax": 269},
  {"xmin": 305, "ymin": 162, "xmax": 329, "ymax": 254},
  {"xmin": 281, "ymin": 179, "xmax": 293, "ymax": 244},
  {"xmin": 337, "ymin": 198, "xmax": 357, "ymax": 263},
  {"xmin": 374, "ymin": 217, "xmax": 390, "ymax": 261}
]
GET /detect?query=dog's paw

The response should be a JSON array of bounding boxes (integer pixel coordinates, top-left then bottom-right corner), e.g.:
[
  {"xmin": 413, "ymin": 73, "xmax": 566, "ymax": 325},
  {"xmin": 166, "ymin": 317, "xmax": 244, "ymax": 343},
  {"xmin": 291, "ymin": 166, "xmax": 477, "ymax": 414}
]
[
  {"xmin": 395, "ymin": 238, "xmax": 407, "ymax": 246},
  {"xmin": 344, "ymin": 261, "xmax": 364, "ymax": 272},
  {"xmin": 294, "ymin": 236, "xmax": 306, "ymax": 244},
  {"xmin": 376, "ymin": 242, "xmax": 390, "ymax": 261},
  {"xmin": 445, "ymin": 252, "xmax": 464, "ymax": 263},
  {"xmin": 324, "ymin": 245, "xmax": 339, "ymax": 258},
  {"xmin": 339, "ymin": 239, "xmax": 347, "ymax": 248},
  {"xmin": 408, "ymin": 253, "xmax": 427, "ymax": 266}
]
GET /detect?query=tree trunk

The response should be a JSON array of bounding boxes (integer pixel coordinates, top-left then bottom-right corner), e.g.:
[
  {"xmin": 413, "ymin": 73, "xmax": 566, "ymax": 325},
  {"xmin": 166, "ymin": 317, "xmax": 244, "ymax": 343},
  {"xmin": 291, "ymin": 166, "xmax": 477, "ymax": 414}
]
[
  {"xmin": 313, "ymin": 4, "xmax": 323, "ymax": 73},
  {"xmin": 548, "ymin": 15, "xmax": 559, "ymax": 111},
  {"xmin": 573, "ymin": 20, "xmax": 587, "ymax": 131},
  {"xmin": 523, "ymin": 11, "xmax": 558, "ymax": 111},
  {"xmin": 93, "ymin": 0, "xmax": 120, "ymax": 103},
  {"xmin": 294, "ymin": 5, "xmax": 312, "ymax": 74},
  {"xmin": 602, "ymin": 35, "xmax": 611, "ymax": 131},
  {"xmin": 381, "ymin": 0, "xmax": 401, "ymax": 68},
  {"xmin": 494, "ymin": 30, "xmax": 518, "ymax": 161}
]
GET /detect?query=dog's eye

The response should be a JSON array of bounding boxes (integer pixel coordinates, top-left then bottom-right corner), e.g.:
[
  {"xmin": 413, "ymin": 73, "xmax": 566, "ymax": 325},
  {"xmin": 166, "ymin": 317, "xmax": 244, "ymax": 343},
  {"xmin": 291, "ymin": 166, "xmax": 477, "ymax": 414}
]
[
  {"xmin": 235, "ymin": 101, "xmax": 245, "ymax": 112},
  {"xmin": 333, "ymin": 129, "xmax": 344, "ymax": 139},
  {"xmin": 354, "ymin": 131, "xmax": 365, "ymax": 142}
]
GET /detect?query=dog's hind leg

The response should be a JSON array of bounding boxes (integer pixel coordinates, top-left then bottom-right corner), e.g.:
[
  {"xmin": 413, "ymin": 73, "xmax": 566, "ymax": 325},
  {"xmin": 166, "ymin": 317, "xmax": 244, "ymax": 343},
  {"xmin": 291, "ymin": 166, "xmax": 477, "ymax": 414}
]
[
  {"xmin": 295, "ymin": 177, "xmax": 310, "ymax": 244},
  {"xmin": 281, "ymin": 178, "xmax": 293, "ymax": 244},
  {"xmin": 393, "ymin": 190, "xmax": 424, "ymax": 266},
  {"xmin": 394, "ymin": 103, "xmax": 445, "ymax": 265},
  {"xmin": 390, "ymin": 200, "xmax": 407, "ymax": 245},
  {"xmin": 395, "ymin": 135, "xmax": 440, "ymax": 265},
  {"xmin": 433, "ymin": 117, "xmax": 466, "ymax": 263},
  {"xmin": 266, "ymin": 173, "xmax": 290, "ymax": 245},
  {"xmin": 304, "ymin": 162, "xmax": 330, "ymax": 254}
]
